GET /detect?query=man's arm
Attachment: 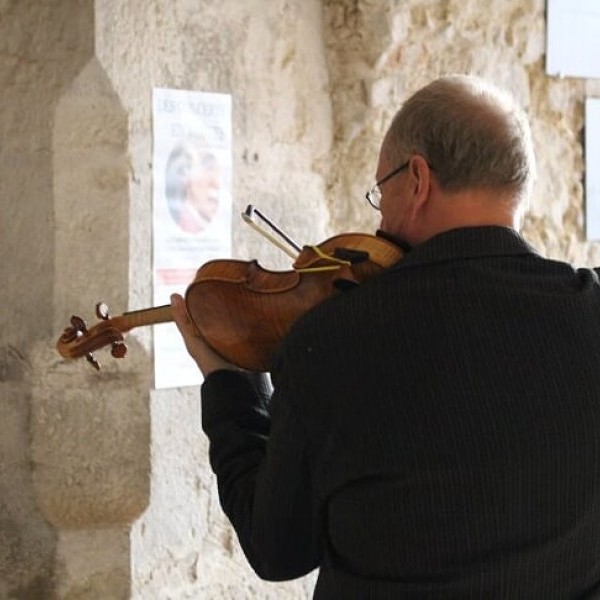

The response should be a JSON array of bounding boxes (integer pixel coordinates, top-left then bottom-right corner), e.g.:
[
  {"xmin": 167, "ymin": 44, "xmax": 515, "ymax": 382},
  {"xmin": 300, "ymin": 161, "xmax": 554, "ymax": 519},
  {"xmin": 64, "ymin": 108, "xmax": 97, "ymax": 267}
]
[
  {"xmin": 171, "ymin": 294, "xmax": 322, "ymax": 580},
  {"xmin": 201, "ymin": 370, "xmax": 322, "ymax": 580}
]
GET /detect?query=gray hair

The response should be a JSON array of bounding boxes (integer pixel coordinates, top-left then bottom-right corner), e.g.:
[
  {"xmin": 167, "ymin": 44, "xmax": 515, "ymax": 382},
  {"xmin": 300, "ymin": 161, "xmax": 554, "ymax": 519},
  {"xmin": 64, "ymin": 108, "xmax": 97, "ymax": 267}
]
[{"xmin": 384, "ymin": 75, "xmax": 536, "ymax": 202}]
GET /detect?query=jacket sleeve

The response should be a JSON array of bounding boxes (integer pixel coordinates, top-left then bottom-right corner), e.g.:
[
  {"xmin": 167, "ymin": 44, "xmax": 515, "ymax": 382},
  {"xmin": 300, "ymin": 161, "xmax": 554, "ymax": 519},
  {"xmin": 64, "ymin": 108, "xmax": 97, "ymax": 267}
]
[{"xmin": 200, "ymin": 369, "xmax": 322, "ymax": 581}]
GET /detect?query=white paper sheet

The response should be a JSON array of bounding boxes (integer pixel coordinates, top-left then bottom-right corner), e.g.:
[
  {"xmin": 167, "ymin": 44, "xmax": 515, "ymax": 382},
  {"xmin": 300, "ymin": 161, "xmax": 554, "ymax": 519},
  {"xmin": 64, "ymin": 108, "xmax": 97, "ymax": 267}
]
[
  {"xmin": 152, "ymin": 88, "xmax": 232, "ymax": 389},
  {"xmin": 547, "ymin": 0, "xmax": 600, "ymax": 79},
  {"xmin": 586, "ymin": 98, "xmax": 600, "ymax": 240}
]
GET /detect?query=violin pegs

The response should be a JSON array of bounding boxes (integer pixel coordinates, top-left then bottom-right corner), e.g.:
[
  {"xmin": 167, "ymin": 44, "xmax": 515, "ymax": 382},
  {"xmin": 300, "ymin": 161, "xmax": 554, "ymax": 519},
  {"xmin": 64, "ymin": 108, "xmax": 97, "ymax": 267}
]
[
  {"xmin": 96, "ymin": 302, "xmax": 110, "ymax": 320},
  {"xmin": 111, "ymin": 341, "xmax": 127, "ymax": 359},
  {"xmin": 70, "ymin": 315, "xmax": 88, "ymax": 334},
  {"xmin": 60, "ymin": 326, "xmax": 79, "ymax": 343},
  {"xmin": 86, "ymin": 353, "xmax": 101, "ymax": 371}
]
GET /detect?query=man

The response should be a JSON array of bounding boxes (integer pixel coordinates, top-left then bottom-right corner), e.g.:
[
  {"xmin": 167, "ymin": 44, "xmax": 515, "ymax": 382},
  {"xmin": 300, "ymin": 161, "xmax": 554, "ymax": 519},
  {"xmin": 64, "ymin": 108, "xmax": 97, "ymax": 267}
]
[{"xmin": 171, "ymin": 75, "xmax": 600, "ymax": 597}]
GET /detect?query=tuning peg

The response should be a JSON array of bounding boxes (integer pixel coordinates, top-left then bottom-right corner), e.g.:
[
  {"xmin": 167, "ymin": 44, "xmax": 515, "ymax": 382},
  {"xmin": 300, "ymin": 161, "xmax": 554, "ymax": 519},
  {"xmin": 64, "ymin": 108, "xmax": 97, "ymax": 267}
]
[
  {"xmin": 60, "ymin": 326, "xmax": 79, "ymax": 343},
  {"xmin": 70, "ymin": 315, "xmax": 88, "ymax": 334},
  {"xmin": 86, "ymin": 353, "xmax": 101, "ymax": 371},
  {"xmin": 111, "ymin": 341, "xmax": 127, "ymax": 359},
  {"xmin": 96, "ymin": 302, "xmax": 110, "ymax": 320}
]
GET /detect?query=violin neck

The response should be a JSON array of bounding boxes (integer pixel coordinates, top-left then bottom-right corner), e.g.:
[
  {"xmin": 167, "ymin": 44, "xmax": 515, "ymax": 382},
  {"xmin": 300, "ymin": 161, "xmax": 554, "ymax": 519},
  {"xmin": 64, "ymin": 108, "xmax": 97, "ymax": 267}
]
[{"xmin": 116, "ymin": 304, "xmax": 173, "ymax": 332}]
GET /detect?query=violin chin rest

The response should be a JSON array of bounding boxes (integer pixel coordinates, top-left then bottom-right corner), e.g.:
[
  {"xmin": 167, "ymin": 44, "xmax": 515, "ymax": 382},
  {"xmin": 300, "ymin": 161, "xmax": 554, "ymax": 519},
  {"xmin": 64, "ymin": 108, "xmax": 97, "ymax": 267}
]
[{"xmin": 333, "ymin": 277, "xmax": 359, "ymax": 292}]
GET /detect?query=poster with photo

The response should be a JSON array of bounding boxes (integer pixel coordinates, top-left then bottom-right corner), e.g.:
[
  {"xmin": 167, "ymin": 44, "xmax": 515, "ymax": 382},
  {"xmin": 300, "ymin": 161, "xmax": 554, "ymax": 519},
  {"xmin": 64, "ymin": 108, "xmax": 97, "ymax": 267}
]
[{"xmin": 152, "ymin": 88, "xmax": 232, "ymax": 388}]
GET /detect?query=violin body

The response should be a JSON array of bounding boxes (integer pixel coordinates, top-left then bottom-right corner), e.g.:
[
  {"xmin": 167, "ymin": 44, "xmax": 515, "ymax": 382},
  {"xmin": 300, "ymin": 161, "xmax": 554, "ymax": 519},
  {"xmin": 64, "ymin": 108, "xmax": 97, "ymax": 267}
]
[
  {"xmin": 56, "ymin": 232, "xmax": 404, "ymax": 371},
  {"xmin": 186, "ymin": 233, "xmax": 403, "ymax": 371}
]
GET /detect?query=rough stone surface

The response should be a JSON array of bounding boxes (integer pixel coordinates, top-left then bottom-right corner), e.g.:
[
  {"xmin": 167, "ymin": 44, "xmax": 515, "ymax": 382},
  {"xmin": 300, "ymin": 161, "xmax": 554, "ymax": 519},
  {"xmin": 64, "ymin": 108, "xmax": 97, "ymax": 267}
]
[{"xmin": 1, "ymin": 0, "xmax": 598, "ymax": 598}]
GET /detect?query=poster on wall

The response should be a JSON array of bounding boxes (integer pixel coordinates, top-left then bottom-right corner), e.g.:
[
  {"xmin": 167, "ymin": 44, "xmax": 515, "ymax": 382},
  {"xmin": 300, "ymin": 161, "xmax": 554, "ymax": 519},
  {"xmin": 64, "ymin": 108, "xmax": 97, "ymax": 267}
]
[
  {"xmin": 546, "ymin": 0, "xmax": 600, "ymax": 79},
  {"xmin": 152, "ymin": 88, "xmax": 232, "ymax": 389},
  {"xmin": 585, "ymin": 98, "xmax": 600, "ymax": 241}
]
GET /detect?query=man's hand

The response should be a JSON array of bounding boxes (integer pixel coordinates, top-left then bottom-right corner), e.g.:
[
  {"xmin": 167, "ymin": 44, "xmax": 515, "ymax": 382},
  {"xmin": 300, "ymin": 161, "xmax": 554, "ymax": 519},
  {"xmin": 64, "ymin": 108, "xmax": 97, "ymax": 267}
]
[{"xmin": 171, "ymin": 293, "xmax": 239, "ymax": 376}]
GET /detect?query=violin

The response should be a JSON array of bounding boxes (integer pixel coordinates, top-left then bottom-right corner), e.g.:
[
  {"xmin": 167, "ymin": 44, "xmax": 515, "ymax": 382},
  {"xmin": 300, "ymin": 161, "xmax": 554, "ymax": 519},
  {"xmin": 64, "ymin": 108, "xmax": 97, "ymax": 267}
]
[{"xmin": 56, "ymin": 206, "xmax": 404, "ymax": 372}]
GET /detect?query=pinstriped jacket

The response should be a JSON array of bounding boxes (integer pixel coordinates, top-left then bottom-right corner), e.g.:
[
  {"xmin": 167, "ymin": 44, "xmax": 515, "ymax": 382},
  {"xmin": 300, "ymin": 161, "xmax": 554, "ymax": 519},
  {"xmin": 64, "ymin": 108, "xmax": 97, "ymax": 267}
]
[{"xmin": 201, "ymin": 226, "xmax": 600, "ymax": 598}]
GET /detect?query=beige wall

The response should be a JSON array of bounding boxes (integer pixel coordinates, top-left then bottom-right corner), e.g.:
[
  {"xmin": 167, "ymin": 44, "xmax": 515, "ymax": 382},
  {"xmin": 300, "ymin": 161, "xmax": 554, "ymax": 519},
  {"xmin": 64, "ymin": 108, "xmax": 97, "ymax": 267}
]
[{"xmin": 1, "ymin": 0, "xmax": 598, "ymax": 597}]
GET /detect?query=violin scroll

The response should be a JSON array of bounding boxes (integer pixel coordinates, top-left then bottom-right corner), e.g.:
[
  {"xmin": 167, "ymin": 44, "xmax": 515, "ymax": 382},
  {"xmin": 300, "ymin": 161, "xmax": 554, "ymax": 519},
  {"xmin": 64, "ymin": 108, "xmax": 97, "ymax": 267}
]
[{"xmin": 57, "ymin": 304, "xmax": 128, "ymax": 370}]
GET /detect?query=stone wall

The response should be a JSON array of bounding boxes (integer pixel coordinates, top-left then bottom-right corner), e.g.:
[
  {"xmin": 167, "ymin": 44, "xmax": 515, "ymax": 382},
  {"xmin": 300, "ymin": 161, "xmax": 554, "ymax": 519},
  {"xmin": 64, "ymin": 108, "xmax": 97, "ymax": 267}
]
[{"xmin": 1, "ymin": 0, "xmax": 598, "ymax": 598}]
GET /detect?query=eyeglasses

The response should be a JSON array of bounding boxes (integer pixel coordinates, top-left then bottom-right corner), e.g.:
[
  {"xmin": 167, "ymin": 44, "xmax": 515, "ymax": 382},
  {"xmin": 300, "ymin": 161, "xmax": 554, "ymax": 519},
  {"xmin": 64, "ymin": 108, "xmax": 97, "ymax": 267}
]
[{"xmin": 365, "ymin": 161, "xmax": 409, "ymax": 210}]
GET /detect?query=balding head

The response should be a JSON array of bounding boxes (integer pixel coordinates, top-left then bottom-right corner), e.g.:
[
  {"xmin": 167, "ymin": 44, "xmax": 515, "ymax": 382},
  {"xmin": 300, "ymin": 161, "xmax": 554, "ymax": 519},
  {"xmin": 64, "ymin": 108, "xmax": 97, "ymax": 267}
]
[{"xmin": 384, "ymin": 75, "xmax": 536, "ymax": 206}]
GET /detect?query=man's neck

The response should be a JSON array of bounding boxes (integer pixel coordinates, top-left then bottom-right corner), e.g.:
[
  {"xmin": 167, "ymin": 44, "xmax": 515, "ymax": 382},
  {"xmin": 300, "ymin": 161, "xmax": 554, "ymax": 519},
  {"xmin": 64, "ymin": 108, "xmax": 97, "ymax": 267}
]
[{"xmin": 423, "ymin": 187, "xmax": 521, "ymax": 241}]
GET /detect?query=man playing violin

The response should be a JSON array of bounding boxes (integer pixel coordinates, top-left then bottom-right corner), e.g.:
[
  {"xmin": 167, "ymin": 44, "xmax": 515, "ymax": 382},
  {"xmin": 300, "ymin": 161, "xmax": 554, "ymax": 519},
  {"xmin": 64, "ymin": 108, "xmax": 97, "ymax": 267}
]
[{"xmin": 172, "ymin": 74, "xmax": 600, "ymax": 598}]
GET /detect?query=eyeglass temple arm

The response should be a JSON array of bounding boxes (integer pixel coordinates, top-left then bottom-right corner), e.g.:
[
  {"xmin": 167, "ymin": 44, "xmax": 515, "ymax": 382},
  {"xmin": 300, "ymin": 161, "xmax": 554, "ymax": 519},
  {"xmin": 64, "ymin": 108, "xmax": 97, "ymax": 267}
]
[{"xmin": 242, "ymin": 204, "xmax": 302, "ymax": 259}]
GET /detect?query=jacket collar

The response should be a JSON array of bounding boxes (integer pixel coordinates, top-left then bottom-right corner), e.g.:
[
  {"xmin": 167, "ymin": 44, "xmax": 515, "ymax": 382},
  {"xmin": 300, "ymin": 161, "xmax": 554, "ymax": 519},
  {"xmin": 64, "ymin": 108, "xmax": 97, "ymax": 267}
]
[{"xmin": 391, "ymin": 226, "xmax": 540, "ymax": 270}]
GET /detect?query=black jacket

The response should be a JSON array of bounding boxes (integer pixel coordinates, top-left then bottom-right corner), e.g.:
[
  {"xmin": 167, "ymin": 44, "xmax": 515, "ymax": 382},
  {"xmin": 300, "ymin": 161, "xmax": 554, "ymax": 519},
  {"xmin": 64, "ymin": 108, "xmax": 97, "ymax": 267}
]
[{"xmin": 201, "ymin": 226, "xmax": 600, "ymax": 598}]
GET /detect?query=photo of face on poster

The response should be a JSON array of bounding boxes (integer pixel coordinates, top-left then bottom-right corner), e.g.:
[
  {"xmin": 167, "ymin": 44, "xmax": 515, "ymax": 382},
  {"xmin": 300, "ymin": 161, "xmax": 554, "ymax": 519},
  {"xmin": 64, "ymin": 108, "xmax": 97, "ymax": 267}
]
[{"xmin": 165, "ymin": 135, "xmax": 222, "ymax": 235}]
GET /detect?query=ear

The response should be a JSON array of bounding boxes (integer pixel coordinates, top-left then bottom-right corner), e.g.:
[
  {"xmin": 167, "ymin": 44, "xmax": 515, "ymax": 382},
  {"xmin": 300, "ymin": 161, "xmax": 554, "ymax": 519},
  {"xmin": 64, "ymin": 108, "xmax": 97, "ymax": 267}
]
[{"xmin": 406, "ymin": 155, "xmax": 432, "ymax": 219}]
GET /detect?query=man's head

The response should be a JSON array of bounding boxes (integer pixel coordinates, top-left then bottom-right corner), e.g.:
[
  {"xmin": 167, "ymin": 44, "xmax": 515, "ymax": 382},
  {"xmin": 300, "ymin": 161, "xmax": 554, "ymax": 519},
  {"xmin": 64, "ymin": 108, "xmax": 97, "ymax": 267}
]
[{"xmin": 375, "ymin": 75, "xmax": 536, "ymax": 245}]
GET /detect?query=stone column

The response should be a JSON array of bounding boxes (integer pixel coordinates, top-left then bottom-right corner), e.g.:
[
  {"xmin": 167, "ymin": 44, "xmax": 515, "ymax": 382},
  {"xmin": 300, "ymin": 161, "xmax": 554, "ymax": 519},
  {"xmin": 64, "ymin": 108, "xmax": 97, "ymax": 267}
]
[{"xmin": 30, "ymin": 56, "xmax": 151, "ymax": 598}]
